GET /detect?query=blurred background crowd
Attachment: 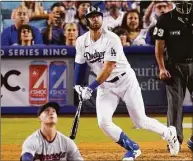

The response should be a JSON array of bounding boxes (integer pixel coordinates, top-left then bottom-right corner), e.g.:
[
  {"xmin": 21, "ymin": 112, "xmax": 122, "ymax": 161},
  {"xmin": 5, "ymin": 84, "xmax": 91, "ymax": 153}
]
[{"xmin": 1, "ymin": 0, "xmax": 175, "ymax": 47}]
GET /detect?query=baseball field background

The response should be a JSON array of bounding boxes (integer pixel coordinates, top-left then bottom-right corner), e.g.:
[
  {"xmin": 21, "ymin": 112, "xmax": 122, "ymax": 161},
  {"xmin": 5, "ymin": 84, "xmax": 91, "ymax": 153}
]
[{"xmin": 1, "ymin": 115, "xmax": 192, "ymax": 160}]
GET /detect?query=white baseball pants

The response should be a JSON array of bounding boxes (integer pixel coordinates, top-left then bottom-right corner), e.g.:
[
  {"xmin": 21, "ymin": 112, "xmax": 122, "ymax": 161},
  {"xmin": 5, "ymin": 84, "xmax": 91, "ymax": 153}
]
[{"xmin": 96, "ymin": 69, "xmax": 169, "ymax": 142}]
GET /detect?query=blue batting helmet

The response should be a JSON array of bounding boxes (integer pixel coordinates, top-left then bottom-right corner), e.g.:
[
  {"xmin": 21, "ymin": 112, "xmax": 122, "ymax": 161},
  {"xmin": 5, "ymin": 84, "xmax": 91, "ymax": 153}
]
[{"xmin": 85, "ymin": 6, "xmax": 103, "ymax": 18}]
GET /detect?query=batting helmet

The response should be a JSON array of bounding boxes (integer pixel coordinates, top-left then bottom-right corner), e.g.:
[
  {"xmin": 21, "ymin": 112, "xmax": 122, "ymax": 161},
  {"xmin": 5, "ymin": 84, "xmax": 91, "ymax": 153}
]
[
  {"xmin": 85, "ymin": 6, "xmax": 103, "ymax": 27},
  {"xmin": 85, "ymin": 6, "xmax": 103, "ymax": 18},
  {"xmin": 175, "ymin": 1, "xmax": 193, "ymax": 14}
]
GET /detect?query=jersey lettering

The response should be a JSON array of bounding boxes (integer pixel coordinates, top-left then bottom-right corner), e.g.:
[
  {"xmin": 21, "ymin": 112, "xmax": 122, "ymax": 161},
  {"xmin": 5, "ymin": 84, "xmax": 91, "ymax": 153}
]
[
  {"xmin": 34, "ymin": 152, "xmax": 66, "ymax": 161},
  {"xmin": 84, "ymin": 50, "xmax": 105, "ymax": 63}
]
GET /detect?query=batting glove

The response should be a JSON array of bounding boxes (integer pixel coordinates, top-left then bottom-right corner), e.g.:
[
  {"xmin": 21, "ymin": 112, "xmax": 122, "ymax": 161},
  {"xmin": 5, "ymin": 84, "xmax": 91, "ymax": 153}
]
[
  {"xmin": 74, "ymin": 85, "xmax": 83, "ymax": 95},
  {"xmin": 74, "ymin": 85, "xmax": 93, "ymax": 101},
  {"xmin": 80, "ymin": 87, "xmax": 93, "ymax": 100}
]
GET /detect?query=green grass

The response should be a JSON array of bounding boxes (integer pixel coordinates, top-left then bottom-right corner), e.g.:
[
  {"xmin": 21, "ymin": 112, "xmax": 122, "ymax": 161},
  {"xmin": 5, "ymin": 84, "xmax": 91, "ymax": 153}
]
[{"xmin": 1, "ymin": 116, "xmax": 192, "ymax": 145}]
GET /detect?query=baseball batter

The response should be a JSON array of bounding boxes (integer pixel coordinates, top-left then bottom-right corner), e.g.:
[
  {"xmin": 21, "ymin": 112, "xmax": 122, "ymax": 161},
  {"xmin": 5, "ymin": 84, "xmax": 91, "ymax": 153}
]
[
  {"xmin": 74, "ymin": 6, "xmax": 180, "ymax": 160},
  {"xmin": 20, "ymin": 102, "xmax": 83, "ymax": 161}
]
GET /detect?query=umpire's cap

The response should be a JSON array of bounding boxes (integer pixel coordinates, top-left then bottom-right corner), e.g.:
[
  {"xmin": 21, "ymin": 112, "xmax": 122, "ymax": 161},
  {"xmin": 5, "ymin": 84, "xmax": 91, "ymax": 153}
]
[
  {"xmin": 85, "ymin": 6, "xmax": 103, "ymax": 18},
  {"xmin": 37, "ymin": 102, "xmax": 60, "ymax": 116}
]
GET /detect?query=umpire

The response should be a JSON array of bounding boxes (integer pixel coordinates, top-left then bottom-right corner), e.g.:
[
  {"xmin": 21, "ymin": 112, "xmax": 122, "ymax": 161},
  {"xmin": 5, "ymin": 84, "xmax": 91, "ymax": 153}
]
[{"xmin": 154, "ymin": 1, "xmax": 193, "ymax": 150}]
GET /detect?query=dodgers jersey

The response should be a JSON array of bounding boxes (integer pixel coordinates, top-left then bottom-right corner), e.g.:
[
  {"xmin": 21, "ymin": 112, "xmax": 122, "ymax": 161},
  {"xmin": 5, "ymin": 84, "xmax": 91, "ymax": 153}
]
[
  {"xmin": 75, "ymin": 28, "xmax": 131, "ymax": 81},
  {"xmin": 21, "ymin": 129, "xmax": 83, "ymax": 161}
]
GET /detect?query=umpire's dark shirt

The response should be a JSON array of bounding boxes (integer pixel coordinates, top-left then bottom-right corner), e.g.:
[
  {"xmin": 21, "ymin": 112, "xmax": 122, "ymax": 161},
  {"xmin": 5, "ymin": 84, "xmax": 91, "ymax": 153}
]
[{"xmin": 154, "ymin": 9, "xmax": 193, "ymax": 61}]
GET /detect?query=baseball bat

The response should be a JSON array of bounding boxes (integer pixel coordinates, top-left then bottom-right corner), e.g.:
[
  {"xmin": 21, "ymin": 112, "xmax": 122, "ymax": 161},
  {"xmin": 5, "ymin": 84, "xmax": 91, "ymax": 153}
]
[{"xmin": 69, "ymin": 100, "xmax": 83, "ymax": 140}]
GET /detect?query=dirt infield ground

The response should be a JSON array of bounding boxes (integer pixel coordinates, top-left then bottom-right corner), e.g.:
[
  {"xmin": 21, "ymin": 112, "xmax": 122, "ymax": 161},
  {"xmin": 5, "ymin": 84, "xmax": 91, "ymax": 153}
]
[{"xmin": 2, "ymin": 141, "xmax": 192, "ymax": 160}]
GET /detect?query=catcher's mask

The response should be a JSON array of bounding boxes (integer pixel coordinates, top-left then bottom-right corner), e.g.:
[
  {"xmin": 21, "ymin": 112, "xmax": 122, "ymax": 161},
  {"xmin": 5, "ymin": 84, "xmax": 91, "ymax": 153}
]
[
  {"xmin": 85, "ymin": 6, "xmax": 103, "ymax": 26},
  {"xmin": 175, "ymin": 1, "xmax": 193, "ymax": 14}
]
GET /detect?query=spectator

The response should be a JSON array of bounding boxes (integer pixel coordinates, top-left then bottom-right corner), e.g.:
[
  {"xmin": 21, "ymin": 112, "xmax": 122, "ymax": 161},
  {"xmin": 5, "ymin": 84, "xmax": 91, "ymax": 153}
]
[
  {"xmin": 143, "ymin": 1, "xmax": 171, "ymax": 29},
  {"xmin": 130, "ymin": 1, "xmax": 141, "ymax": 13},
  {"xmin": 18, "ymin": 24, "xmax": 34, "ymax": 46},
  {"xmin": 1, "ymin": 5, "xmax": 43, "ymax": 46},
  {"xmin": 22, "ymin": 1, "xmax": 47, "ymax": 20},
  {"xmin": 62, "ymin": 1, "xmax": 76, "ymax": 23},
  {"xmin": 103, "ymin": 1, "xmax": 125, "ymax": 31},
  {"xmin": 11, "ymin": 2, "xmax": 47, "ymax": 20},
  {"xmin": 74, "ymin": 1, "xmax": 91, "ymax": 36},
  {"xmin": 122, "ymin": 2, "xmax": 132, "ymax": 12},
  {"xmin": 64, "ymin": 23, "xmax": 78, "ymax": 46},
  {"xmin": 121, "ymin": 9, "xmax": 147, "ymax": 46},
  {"xmin": 112, "ymin": 26, "xmax": 130, "ymax": 46},
  {"xmin": 42, "ymin": 2, "xmax": 66, "ymax": 45},
  {"xmin": 144, "ymin": 1, "xmax": 172, "ymax": 45}
]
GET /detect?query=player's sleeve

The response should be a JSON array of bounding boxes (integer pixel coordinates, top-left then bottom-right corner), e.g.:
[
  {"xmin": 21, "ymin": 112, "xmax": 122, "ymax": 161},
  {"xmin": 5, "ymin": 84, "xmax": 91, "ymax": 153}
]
[
  {"xmin": 153, "ymin": 15, "xmax": 167, "ymax": 40},
  {"xmin": 75, "ymin": 37, "xmax": 86, "ymax": 64},
  {"xmin": 74, "ymin": 37, "xmax": 87, "ymax": 85},
  {"xmin": 20, "ymin": 153, "xmax": 33, "ymax": 161},
  {"xmin": 104, "ymin": 36, "xmax": 122, "ymax": 62},
  {"xmin": 21, "ymin": 137, "xmax": 36, "ymax": 158},
  {"xmin": 67, "ymin": 139, "xmax": 84, "ymax": 161}
]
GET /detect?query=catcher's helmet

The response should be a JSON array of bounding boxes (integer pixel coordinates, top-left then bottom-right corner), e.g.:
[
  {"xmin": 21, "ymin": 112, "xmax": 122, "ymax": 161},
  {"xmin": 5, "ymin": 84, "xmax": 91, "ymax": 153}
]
[{"xmin": 175, "ymin": 1, "xmax": 193, "ymax": 14}]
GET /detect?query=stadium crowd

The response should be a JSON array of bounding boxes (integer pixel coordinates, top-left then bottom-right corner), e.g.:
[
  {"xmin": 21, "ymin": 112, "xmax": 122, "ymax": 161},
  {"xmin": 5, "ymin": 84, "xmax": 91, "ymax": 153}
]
[{"xmin": 1, "ymin": 1, "xmax": 174, "ymax": 47}]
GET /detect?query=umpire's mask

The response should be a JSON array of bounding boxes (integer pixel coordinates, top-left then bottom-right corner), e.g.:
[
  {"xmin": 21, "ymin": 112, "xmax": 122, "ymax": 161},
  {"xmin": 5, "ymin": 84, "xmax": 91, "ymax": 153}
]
[{"xmin": 175, "ymin": 1, "xmax": 193, "ymax": 14}]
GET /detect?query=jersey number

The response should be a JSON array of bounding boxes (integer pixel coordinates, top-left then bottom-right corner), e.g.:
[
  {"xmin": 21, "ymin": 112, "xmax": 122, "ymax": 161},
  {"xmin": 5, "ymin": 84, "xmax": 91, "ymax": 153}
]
[{"xmin": 153, "ymin": 27, "xmax": 164, "ymax": 37}]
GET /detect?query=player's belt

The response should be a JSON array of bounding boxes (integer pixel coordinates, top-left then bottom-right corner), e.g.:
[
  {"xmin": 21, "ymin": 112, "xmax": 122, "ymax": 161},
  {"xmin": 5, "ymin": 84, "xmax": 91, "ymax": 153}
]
[
  {"xmin": 171, "ymin": 58, "xmax": 193, "ymax": 64},
  {"xmin": 106, "ymin": 72, "xmax": 126, "ymax": 83},
  {"xmin": 181, "ymin": 58, "xmax": 193, "ymax": 63}
]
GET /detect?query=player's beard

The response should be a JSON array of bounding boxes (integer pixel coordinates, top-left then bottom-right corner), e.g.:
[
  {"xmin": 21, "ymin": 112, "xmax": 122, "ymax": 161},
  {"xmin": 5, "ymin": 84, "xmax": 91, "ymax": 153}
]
[{"xmin": 89, "ymin": 22, "xmax": 102, "ymax": 31}]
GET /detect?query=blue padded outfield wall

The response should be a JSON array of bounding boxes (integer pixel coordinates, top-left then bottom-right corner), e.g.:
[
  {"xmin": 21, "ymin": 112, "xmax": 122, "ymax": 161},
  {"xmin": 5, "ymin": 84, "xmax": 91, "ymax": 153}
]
[{"xmin": 1, "ymin": 45, "xmax": 193, "ymax": 114}]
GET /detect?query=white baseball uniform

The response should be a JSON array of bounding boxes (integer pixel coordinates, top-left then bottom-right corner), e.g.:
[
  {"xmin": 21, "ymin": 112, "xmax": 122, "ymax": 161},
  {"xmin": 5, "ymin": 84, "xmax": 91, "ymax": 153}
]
[
  {"xmin": 75, "ymin": 28, "xmax": 170, "ymax": 142},
  {"xmin": 21, "ymin": 129, "xmax": 83, "ymax": 161},
  {"xmin": 75, "ymin": 29, "xmax": 168, "ymax": 142}
]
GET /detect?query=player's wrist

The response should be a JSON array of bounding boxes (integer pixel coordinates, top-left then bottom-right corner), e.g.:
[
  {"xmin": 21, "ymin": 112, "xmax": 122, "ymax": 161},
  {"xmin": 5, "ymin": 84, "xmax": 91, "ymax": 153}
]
[{"xmin": 88, "ymin": 80, "xmax": 100, "ymax": 90}]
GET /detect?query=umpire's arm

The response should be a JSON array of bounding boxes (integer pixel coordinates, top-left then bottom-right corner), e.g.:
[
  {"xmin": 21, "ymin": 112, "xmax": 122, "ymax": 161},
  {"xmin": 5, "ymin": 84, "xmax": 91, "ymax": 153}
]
[{"xmin": 155, "ymin": 40, "xmax": 165, "ymax": 70}]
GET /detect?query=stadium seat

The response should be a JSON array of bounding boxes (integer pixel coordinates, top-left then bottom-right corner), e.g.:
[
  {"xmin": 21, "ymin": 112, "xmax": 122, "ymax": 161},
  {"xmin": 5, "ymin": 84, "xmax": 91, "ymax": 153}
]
[
  {"xmin": 1, "ymin": 1, "xmax": 20, "ymax": 10},
  {"xmin": 1, "ymin": 15, "xmax": 3, "ymax": 33},
  {"xmin": 43, "ymin": 1, "xmax": 56, "ymax": 12},
  {"xmin": 2, "ymin": 19, "xmax": 47, "ymax": 32},
  {"xmin": 1, "ymin": 9, "xmax": 12, "ymax": 19},
  {"xmin": 29, "ymin": 20, "xmax": 47, "ymax": 31},
  {"xmin": 92, "ymin": 1, "xmax": 105, "ymax": 10},
  {"xmin": 1, "ymin": 2, "xmax": 20, "ymax": 19},
  {"xmin": 2, "ymin": 19, "xmax": 13, "ymax": 29}
]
